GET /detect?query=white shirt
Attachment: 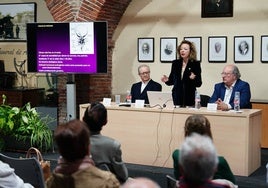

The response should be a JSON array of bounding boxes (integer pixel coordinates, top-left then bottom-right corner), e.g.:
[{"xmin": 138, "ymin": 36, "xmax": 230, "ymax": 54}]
[
  {"xmin": 223, "ymin": 86, "xmax": 233, "ymax": 104},
  {"xmin": 141, "ymin": 80, "xmax": 150, "ymax": 93},
  {"xmin": 224, "ymin": 81, "xmax": 236, "ymax": 109}
]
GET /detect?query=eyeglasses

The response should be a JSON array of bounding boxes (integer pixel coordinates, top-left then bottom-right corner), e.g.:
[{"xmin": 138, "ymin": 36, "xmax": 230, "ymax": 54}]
[
  {"xmin": 139, "ymin": 71, "xmax": 150, "ymax": 75},
  {"xmin": 221, "ymin": 72, "xmax": 233, "ymax": 76}
]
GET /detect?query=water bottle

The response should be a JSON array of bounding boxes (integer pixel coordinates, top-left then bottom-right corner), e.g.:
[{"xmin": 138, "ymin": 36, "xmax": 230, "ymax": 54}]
[
  {"xmin": 195, "ymin": 90, "xmax": 201, "ymax": 109},
  {"xmin": 266, "ymin": 163, "xmax": 268, "ymax": 184},
  {"xmin": 126, "ymin": 90, "xmax": 132, "ymax": 104},
  {"xmin": 234, "ymin": 91, "xmax": 240, "ymax": 111}
]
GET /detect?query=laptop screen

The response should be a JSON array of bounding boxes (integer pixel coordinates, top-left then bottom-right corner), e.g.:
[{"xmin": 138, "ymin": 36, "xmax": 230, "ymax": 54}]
[{"xmin": 147, "ymin": 91, "xmax": 174, "ymax": 109}]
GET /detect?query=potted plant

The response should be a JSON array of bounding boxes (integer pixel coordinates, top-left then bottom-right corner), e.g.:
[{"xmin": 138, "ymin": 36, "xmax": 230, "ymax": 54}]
[{"xmin": 0, "ymin": 94, "xmax": 54, "ymax": 152}]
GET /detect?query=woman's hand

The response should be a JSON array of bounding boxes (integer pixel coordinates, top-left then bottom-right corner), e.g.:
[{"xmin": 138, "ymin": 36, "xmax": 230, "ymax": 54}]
[
  {"xmin": 189, "ymin": 72, "xmax": 196, "ymax": 80},
  {"xmin": 161, "ymin": 75, "xmax": 168, "ymax": 83}
]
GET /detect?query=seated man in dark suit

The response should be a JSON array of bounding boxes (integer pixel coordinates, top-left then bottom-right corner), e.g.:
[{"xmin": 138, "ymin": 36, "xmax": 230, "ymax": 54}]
[
  {"xmin": 131, "ymin": 64, "xmax": 162, "ymax": 104},
  {"xmin": 209, "ymin": 64, "xmax": 251, "ymax": 110}
]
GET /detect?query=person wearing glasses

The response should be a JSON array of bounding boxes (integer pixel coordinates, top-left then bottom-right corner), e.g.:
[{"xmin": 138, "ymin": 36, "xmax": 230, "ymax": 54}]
[
  {"xmin": 130, "ymin": 64, "xmax": 162, "ymax": 104},
  {"xmin": 209, "ymin": 64, "xmax": 251, "ymax": 111},
  {"xmin": 161, "ymin": 40, "xmax": 202, "ymax": 107}
]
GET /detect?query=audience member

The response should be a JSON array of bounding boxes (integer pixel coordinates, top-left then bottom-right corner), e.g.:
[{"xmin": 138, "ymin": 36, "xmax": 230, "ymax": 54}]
[
  {"xmin": 46, "ymin": 119, "xmax": 120, "ymax": 188},
  {"xmin": 131, "ymin": 64, "xmax": 162, "ymax": 104},
  {"xmin": 121, "ymin": 177, "xmax": 160, "ymax": 188},
  {"xmin": 209, "ymin": 64, "xmax": 251, "ymax": 110},
  {"xmin": 178, "ymin": 133, "xmax": 233, "ymax": 188},
  {"xmin": 0, "ymin": 160, "xmax": 34, "ymax": 188},
  {"xmin": 83, "ymin": 102, "xmax": 128, "ymax": 183},
  {"xmin": 172, "ymin": 114, "xmax": 236, "ymax": 184},
  {"xmin": 161, "ymin": 40, "xmax": 202, "ymax": 107}
]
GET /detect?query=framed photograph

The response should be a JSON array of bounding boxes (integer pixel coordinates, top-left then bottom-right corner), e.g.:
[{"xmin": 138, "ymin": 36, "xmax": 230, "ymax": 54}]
[
  {"xmin": 208, "ymin": 36, "xmax": 227, "ymax": 63},
  {"xmin": 184, "ymin": 37, "xmax": 202, "ymax": 62},
  {"xmin": 160, "ymin": 37, "xmax": 177, "ymax": 62},
  {"xmin": 0, "ymin": 3, "xmax": 37, "ymax": 42},
  {"xmin": 234, "ymin": 36, "xmax": 253, "ymax": 63},
  {"xmin": 138, "ymin": 38, "xmax": 154, "ymax": 62},
  {"xmin": 201, "ymin": 0, "xmax": 233, "ymax": 18},
  {"xmin": 261, "ymin": 35, "xmax": 268, "ymax": 63}
]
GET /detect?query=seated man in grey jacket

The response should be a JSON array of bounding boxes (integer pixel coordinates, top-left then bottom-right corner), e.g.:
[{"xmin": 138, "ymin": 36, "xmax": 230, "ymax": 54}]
[{"xmin": 83, "ymin": 101, "xmax": 128, "ymax": 183}]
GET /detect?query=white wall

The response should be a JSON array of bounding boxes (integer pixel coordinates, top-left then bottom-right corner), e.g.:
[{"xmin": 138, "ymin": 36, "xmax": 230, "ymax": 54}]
[{"xmin": 112, "ymin": 0, "xmax": 268, "ymax": 101}]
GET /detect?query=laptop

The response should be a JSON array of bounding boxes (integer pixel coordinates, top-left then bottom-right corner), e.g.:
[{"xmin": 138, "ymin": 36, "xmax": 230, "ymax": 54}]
[{"xmin": 147, "ymin": 91, "xmax": 174, "ymax": 109}]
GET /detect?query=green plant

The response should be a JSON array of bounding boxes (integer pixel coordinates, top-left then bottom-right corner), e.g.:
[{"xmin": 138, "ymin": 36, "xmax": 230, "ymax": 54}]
[{"xmin": 0, "ymin": 94, "xmax": 53, "ymax": 151}]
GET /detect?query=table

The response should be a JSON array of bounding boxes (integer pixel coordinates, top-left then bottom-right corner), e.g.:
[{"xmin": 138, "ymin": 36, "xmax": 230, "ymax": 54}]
[
  {"xmin": 80, "ymin": 103, "xmax": 262, "ymax": 176},
  {"xmin": 252, "ymin": 101, "xmax": 268, "ymax": 148},
  {"xmin": 0, "ymin": 87, "xmax": 45, "ymax": 107}
]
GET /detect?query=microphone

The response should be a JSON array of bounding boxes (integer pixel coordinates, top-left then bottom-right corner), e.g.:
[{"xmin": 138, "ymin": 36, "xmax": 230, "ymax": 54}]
[{"xmin": 162, "ymin": 99, "xmax": 173, "ymax": 108}]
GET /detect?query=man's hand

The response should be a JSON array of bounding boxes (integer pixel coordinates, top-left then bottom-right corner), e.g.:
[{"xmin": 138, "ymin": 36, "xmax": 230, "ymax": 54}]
[{"xmin": 216, "ymin": 98, "xmax": 229, "ymax": 111}]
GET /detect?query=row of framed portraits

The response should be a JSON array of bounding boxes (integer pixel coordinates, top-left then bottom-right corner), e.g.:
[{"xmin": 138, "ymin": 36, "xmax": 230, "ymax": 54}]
[{"xmin": 138, "ymin": 36, "xmax": 268, "ymax": 63}]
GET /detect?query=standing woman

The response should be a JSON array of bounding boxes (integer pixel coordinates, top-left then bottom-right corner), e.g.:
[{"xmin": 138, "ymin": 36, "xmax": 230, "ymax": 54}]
[{"xmin": 161, "ymin": 40, "xmax": 202, "ymax": 107}]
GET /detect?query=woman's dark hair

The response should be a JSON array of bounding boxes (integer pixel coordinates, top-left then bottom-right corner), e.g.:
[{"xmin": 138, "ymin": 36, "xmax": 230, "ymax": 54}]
[
  {"xmin": 184, "ymin": 114, "xmax": 213, "ymax": 139},
  {"xmin": 54, "ymin": 119, "xmax": 90, "ymax": 162},
  {"xmin": 83, "ymin": 102, "xmax": 107, "ymax": 132}
]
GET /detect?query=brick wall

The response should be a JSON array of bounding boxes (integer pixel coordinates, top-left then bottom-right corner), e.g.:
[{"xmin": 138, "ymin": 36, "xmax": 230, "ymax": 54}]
[{"xmin": 44, "ymin": 0, "xmax": 131, "ymax": 123}]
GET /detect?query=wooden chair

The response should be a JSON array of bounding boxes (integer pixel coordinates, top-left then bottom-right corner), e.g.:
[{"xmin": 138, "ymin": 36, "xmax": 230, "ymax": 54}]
[{"xmin": 0, "ymin": 153, "xmax": 45, "ymax": 188}]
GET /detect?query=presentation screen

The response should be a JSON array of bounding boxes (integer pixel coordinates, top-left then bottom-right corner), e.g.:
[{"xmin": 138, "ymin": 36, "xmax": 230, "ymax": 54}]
[{"xmin": 26, "ymin": 21, "xmax": 107, "ymax": 74}]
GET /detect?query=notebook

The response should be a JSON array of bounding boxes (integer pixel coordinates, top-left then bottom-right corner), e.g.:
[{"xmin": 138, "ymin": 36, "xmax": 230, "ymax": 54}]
[{"xmin": 147, "ymin": 91, "xmax": 174, "ymax": 109}]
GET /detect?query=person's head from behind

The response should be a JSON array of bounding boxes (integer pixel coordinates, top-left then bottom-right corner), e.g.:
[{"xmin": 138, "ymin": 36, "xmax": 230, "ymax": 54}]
[
  {"xmin": 179, "ymin": 133, "xmax": 218, "ymax": 183},
  {"xmin": 54, "ymin": 119, "xmax": 90, "ymax": 162},
  {"xmin": 121, "ymin": 177, "xmax": 160, "ymax": 188},
  {"xmin": 138, "ymin": 64, "xmax": 151, "ymax": 83},
  {"xmin": 184, "ymin": 114, "xmax": 212, "ymax": 139},
  {"xmin": 83, "ymin": 101, "xmax": 107, "ymax": 133},
  {"xmin": 177, "ymin": 40, "xmax": 197, "ymax": 61}
]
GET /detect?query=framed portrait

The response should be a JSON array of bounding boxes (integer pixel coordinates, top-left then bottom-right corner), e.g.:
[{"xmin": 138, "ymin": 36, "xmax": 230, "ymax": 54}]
[
  {"xmin": 138, "ymin": 38, "xmax": 154, "ymax": 62},
  {"xmin": 160, "ymin": 37, "xmax": 177, "ymax": 62},
  {"xmin": 184, "ymin": 37, "xmax": 202, "ymax": 62},
  {"xmin": 0, "ymin": 3, "xmax": 37, "ymax": 42},
  {"xmin": 201, "ymin": 0, "xmax": 233, "ymax": 18},
  {"xmin": 234, "ymin": 36, "xmax": 254, "ymax": 63},
  {"xmin": 261, "ymin": 35, "xmax": 268, "ymax": 63},
  {"xmin": 208, "ymin": 36, "xmax": 227, "ymax": 63}
]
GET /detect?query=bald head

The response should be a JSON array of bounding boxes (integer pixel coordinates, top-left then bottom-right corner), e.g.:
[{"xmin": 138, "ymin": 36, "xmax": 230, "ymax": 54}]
[{"xmin": 121, "ymin": 177, "xmax": 160, "ymax": 188}]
